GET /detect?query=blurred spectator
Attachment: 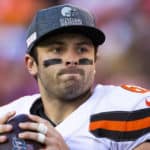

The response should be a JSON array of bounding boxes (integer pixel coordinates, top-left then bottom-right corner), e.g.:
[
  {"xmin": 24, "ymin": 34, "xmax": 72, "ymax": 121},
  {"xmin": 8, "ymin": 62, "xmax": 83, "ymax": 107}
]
[
  {"xmin": 0, "ymin": 59, "xmax": 38, "ymax": 105},
  {"xmin": 118, "ymin": 0, "xmax": 150, "ymax": 87},
  {"xmin": 95, "ymin": 0, "xmax": 150, "ymax": 88},
  {"xmin": 0, "ymin": 26, "xmax": 26, "ymax": 60},
  {"xmin": 0, "ymin": 0, "xmax": 51, "ymax": 25}
]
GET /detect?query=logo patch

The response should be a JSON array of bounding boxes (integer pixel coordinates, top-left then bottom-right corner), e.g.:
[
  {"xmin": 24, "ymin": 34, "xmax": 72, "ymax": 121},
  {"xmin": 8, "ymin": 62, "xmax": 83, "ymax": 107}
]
[
  {"xmin": 60, "ymin": 6, "xmax": 82, "ymax": 26},
  {"xmin": 121, "ymin": 84, "xmax": 150, "ymax": 94},
  {"xmin": 12, "ymin": 136, "xmax": 27, "ymax": 150},
  {"xmin": 145, "ymin": 97, "xmax": 150, "ymax": 107},
  {"xmin": 61, "ymin": 7, "xmax": 73, "ymax": 17},
  {"xmin": 26, "ymin": 32, "xmax": 37, "ymax": 48}
]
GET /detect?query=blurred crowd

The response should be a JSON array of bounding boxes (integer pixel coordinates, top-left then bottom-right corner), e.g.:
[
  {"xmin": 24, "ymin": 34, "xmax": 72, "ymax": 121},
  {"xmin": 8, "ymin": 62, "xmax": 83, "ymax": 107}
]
[{"xmin": 0, "ymin": 0, "xmax": 149, "ymax": 105}]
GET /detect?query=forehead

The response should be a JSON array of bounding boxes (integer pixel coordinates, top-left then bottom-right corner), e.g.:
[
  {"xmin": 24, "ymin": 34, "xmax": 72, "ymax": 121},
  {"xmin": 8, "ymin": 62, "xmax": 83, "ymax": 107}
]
[{"xmin": 37, "ymin": 33, "xmax": 94, "ymax": 46}]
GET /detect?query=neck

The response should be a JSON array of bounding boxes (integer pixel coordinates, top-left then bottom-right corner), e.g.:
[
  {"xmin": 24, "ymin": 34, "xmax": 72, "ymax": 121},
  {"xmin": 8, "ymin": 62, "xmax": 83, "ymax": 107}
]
[{"xmin": 41, "ymin": 89, "xmax": 91, "ymax": 125}]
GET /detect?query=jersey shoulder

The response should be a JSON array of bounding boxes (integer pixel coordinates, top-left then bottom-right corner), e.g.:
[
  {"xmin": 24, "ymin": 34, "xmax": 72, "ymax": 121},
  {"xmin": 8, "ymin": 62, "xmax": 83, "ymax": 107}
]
[
  {"xmin": 120, "ymin": 84, "xmax": 150, "ymax": 94},
  {"xmin": 94, "ymin": 84, "xmax": 150, "ymax": 111},
  {"xmin": 0, "ymin": 94, "xmax": 40, "ymax": 116},
  {"xmin": 89, "ymin": 84, "xmax": 150, "ymax": 143}
]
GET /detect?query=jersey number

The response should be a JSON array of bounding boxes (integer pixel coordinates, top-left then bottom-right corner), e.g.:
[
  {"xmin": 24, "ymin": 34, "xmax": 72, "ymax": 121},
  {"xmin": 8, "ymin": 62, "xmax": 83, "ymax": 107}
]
[{"xmin": 121, "ymin": 84, "xmax": 150, "ymax": 93}]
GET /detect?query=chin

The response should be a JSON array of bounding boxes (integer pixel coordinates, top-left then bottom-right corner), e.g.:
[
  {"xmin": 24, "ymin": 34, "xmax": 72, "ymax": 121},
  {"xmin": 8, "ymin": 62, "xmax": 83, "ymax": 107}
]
[{"xmin": 60, "ymin": 86, "xmax": 91, "ymax": 102}]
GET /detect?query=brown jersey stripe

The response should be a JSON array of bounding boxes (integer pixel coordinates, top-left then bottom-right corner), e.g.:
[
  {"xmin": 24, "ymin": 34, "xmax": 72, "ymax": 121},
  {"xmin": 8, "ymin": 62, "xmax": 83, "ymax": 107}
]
[
  {"xmin": 91, "ymin": 108, "xmax": 150, "ymax": 122},
  {"xmin": 89, "ymin": 116, "xmax": 150, "ymax": 132},
  {"xmin": 90, "ymin": 128, "xmax": 150, "ymax": 141}
]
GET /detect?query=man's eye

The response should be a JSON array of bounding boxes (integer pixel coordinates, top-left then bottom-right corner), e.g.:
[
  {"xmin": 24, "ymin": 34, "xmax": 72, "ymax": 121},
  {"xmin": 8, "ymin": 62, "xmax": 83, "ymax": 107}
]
[
  {"xmin": 52, "ymin": 48, "xmax": 62, "ymax": 53},
  {"xmin": 77, "ymin": 47, "xmax": 88, "ymax": 53}
]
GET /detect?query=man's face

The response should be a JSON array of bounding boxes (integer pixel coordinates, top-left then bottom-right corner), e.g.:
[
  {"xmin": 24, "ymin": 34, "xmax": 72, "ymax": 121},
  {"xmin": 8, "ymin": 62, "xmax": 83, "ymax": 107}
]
[{"xmin": 33, "ymin": 33, "xmax": 96, "ymax": 101}]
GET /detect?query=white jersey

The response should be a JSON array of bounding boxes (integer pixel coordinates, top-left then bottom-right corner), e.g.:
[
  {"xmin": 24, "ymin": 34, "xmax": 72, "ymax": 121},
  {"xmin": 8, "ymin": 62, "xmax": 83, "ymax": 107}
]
[{"xmin": 0, "ymin": 84, "xmax": 150, "ymax": 150}]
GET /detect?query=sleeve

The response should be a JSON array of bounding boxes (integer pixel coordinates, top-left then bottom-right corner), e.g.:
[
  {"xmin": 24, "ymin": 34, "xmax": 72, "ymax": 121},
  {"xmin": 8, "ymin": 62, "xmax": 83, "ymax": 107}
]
[
  {"xmin": 0, "ymin": 94, "xmax": 40, "ymax": 117},
  {"xmin": 113, "ymin": 91, "xmax": 150, "ymax": 150},
  {"xmin": 89, "ymin": 88, "xmax": 150, "ymax": 150}
]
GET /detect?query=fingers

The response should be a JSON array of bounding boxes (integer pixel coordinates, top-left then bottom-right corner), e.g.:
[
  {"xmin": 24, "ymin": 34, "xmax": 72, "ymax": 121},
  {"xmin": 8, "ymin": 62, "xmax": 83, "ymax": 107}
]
[
  {"xmin": 0, "ymin": 111, "xmax": 16, "ymax": 143},
  {"xmin": 18, "ymin": 120, "xmax": 48, "ymax": 143},
  {"xmin": 19, "ymin": 122, "xmax": 48, "ymax": 135},
  {"xmin": 37, "ymin": 123, "xmax": 48, "ymax": 135},
  {"xmin": 37, "ymin": 133, "xmax": 46, "ymax": 143},
  {"xmin": 19, "ymin": 131, "xmax": 46, "ymax": 144},
  {"xmin": 0, "ymin": 124, "xmax": 13, "ymax": 134},
  {"xmin": 0, "ymin": 111, "xmax": 16, "ymax": 124},
  {"xmin": 0, "ymin": 124, "xmax": 12, "ymax": 143},
  {"xmin": 18, "ymin": 122, "xmax": 63, "ymax": 146},
  {"xmin": 0, "ymin": 111, "xmax": 16, "ymax": 134},
  {"xmin": 28, "ymin": 114, "xmax": 56, "ymax": 133},
  {"xmin": 28, "ymin": 114, "xmax": 50, "ymax": 125},
  {"xmin": 18, "ymin": 114, "xmax": 69, "ymax": 149},
  {"xmin": 18, "ymin": 116, "xmax": 56, "ymax": 144},
  {"xmin": 18, "ymin": 122, "xmax": 47, "ymax": 144},
  {"xmin": 0, "ymin": 135, "xmax": 7, "ymax": 143}
]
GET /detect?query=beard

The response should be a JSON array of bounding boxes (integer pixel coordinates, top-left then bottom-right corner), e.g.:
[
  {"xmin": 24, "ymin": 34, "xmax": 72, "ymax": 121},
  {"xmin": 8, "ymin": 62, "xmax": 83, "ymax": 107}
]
[
  {"xmin": 59, "ymin": 79, "xmax": 83, "ymax": 100},
  {"xmin": 38, "ymin": 66, "xmax": 94, "ymax": 102},
  {"xmin": 56, "ymin": 67, "xmax": 86, "ymax": 100},
  {"xmin": 57, "ymin": 72, "xmax": 94, "ymax": 101},
  {"xmin": 61, "ymin": 86, "xmax": 91, "ymax": 102}
]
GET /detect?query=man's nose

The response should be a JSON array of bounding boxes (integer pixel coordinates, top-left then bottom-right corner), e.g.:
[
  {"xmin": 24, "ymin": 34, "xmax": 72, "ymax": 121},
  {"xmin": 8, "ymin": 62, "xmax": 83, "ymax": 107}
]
[
  {"xmin": 65, "ymin": 60, "xmax": 78, "ymax": 66},
  {"xmin": 64, "ymin": 49, "xmax": 79, "ymax": 66}
]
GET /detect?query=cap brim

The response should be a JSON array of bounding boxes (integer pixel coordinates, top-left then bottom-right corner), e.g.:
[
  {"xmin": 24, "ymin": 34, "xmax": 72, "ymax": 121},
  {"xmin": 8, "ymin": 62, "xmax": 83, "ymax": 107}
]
[
  {"xmin": 47, "ymin": 26, "xmax": 105, "ymax": 46},
  {"xmin": 28, "ymin": 25, "xmax": 105, "ymax": 53}
]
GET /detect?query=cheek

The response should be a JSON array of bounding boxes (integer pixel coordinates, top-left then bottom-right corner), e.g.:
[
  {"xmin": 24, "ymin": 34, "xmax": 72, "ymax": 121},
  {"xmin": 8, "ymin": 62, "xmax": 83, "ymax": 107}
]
[
  {"xmin": 38, "ymin": 64, "xmax": 57, "ymax": 82},
  {"xmin": 87, "ymin": 64, "xmax": 95, "ymax": 73},
  {"xmin": 84, "ymin": 66, "xmax": 95, "ymax": 79}
]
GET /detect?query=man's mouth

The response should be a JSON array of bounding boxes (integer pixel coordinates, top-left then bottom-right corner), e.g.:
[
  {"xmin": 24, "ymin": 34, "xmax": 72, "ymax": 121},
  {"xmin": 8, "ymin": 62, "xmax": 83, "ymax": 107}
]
[{"xmin": 58, "ymin": 67, "xmax": 84, "ymax": 76}]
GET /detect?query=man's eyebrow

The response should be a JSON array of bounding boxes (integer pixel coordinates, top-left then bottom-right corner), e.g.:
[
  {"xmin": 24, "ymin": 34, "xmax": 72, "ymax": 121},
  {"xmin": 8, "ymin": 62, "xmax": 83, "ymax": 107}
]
[
  {"xmin": 38, "ymin": 40, "xmax": 65, "ymax": 46},
  {"xmin": 48, "ymin": 41, "xmax": 64, "ymax": 45},
  {"xmin": 38, "ymin": 40, "xmax": 93, "ymax": 46},
  {"xmin": 76, "ymin": 41, "xmax": 93, "ymax": 46}
]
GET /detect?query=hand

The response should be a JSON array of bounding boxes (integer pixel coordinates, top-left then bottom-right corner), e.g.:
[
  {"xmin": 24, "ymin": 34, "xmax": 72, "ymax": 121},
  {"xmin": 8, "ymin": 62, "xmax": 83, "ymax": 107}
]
[
  {"xmin": 0, "ymin": 111, "xmax": 16, "ymax": 143},
  {"xmin": 18, "ymin": 114, "xmax": 69, "ymax": 150}
]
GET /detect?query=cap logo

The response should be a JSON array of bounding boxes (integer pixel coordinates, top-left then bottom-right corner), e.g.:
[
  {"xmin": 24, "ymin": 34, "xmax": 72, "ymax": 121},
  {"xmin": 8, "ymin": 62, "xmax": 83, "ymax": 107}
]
[
  {"xmin": 61, "ymin": 7, "xmax": 72, "ymax": 17},
  {"xmin": 60, "ymin": 6, "xmax": 82, "ymax": 26},
  {"xmin": 145, "ymin": 96, "xmax": 150, "ymax": 107},
  {"xmin": 26, "ymin": 32, "xmax": 37, "ymax": 48}
]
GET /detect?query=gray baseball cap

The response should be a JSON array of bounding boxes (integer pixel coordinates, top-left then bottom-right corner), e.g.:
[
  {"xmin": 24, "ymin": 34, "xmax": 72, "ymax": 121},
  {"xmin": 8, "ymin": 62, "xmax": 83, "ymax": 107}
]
[{"xmin": 26, "ymin": 4, "xmax": 105, "ymax": 53}]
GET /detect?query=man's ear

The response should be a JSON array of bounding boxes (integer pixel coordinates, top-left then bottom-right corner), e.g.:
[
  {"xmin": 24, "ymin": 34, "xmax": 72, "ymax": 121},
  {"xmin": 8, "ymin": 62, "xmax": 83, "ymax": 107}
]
[{"xmin": 25, "ymin": 54, "xmax": 38, "ymax": 76}]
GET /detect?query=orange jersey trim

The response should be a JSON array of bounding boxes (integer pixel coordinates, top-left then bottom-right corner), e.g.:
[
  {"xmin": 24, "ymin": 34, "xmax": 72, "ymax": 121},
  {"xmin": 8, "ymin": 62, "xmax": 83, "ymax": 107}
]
[
  {"xmin": 90, "ymin": 116, "xmax": 150, "ymax": 132},
  {"xmin": 121, "ymin": 84, "xmax": 150, "ymax": 94}
]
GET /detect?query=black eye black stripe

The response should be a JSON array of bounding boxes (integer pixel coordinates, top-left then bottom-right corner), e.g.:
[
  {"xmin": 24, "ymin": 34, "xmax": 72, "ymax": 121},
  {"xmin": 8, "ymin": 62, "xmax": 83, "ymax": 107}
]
[
  {"xmin": 43, "ymin": 58, "xmax": 93, "ymax": 67},
  {"xmin": 43, "ymin": 59, "xmax": 62, "ymax": 67}
]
